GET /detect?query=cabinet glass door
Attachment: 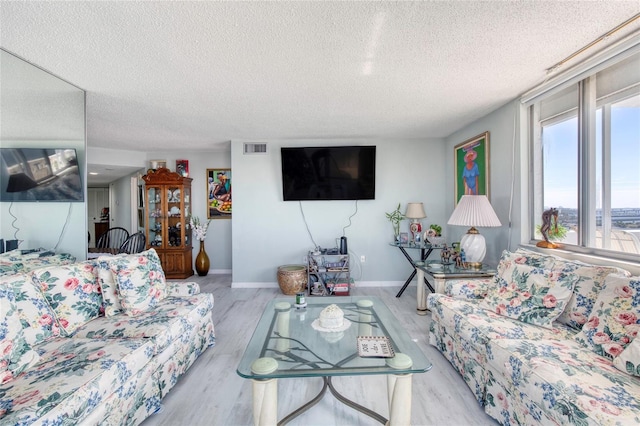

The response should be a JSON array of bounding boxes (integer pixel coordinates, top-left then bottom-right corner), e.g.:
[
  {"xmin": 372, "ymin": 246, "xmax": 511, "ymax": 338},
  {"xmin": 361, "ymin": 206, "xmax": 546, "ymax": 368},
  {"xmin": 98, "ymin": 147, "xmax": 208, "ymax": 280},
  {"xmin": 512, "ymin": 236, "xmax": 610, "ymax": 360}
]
[
  {"xmin": 184, "ymin": 186, "xmax": 192, "ymax": 247},
  {"xmin": 147, "ymin": 186, "xmax": 163, "ymax": 248},
  {"xmin": 167, "ymin": 186, "xmax": 182, "ymax": 247}
]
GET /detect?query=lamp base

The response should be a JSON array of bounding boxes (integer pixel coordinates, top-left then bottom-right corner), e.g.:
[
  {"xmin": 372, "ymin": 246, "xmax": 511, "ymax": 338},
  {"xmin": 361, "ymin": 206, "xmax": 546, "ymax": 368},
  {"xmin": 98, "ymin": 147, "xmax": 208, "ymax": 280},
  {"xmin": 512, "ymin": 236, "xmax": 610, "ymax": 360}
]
[
  {"xmin": 466, "ymin": 261, "xmax": 483, "ymax": 269},
  {"xmin": 460, "ymin": 229, "xmax": 487, "ymax": 267}
]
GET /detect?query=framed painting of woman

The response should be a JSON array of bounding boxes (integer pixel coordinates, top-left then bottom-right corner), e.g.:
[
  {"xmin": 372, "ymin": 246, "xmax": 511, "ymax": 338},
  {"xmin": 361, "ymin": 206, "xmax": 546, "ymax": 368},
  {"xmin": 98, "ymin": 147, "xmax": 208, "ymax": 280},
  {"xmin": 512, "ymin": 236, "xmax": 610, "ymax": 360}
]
[
  {"xmin": 454, "ymin": 131, "xmax": 489, "ymax": 205},
  {"xmin": 207, "ymin": 168, "xmax": 232, "ymax": 219}
]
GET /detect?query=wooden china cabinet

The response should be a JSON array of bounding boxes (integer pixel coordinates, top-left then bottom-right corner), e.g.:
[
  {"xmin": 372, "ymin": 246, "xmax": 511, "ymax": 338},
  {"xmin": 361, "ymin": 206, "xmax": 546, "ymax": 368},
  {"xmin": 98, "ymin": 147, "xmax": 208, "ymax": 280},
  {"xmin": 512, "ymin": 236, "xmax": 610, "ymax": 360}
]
[{"xmin": 142, "ymin": 168, "xmax": 193, "ymax": 278}]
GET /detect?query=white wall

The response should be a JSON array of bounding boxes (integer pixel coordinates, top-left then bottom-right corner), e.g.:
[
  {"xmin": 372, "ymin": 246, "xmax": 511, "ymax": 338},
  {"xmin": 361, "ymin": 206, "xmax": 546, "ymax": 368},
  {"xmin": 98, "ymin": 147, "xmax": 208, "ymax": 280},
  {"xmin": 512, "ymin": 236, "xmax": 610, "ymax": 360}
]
[
  {"xmin": 231, "ymin": 138, "xmax": 446, "ymax": 286},
  {"xmin": 445, "ymin": 100, "xmax": 521, "ymax": 266}
]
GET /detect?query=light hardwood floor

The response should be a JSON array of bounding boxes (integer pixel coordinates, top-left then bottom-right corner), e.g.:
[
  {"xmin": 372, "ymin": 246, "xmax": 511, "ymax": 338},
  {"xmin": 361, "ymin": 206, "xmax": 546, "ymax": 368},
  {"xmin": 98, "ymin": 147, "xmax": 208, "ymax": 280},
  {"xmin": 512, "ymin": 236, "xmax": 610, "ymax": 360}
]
[{"xmin": 142, "ymin": 275, "xmax": 498, "ymax": 426}]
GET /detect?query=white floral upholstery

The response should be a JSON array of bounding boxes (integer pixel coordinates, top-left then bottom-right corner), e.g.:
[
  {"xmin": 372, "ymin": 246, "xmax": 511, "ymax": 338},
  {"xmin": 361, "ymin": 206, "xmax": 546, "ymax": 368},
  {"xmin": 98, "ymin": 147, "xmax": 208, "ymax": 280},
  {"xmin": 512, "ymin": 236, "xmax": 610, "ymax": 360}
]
[
  {"xmin": 0, "ymin": 255, "xmax": 215, "ymax": 424},
  {"xmin": 165, "ymin": 281, "xmax": 201, "ymax": 297},
  {"xmin": 109, "ymin": 249, "xmax": 167, "ymax": 316},
  {"xmin": 444, "ymin": 278, "xmax": 492, "ymax": 299},
  {"xmin": 31, "ymin": 261, "xmax": 103, "ymax": 335},
  {"xmin": 0, "ymin": 284, "xmax": 40, "ymax": 384},
  {"xmin": 0, "ymin": 337, "xmax": 158, "ymax": 423},
  {"xmin": 94, "ymin": 254, "xmax": 127, "ymax": 317},
  {"xmin": 574, "ymin": 274, "xmax": 640, "ymax": 360},
  {"xmin": 0, "ymin": 250, "xmax": 76, "ymax": 277},
  {"xmin": 480, "ymin": 263, "xmax": 578, "ymax": 329},
  {"xmin": 2, "ymin": 273, "xmax": 61, "ymax": 346},
  {"xmin": 73, "ymin": 293, "xmax": 215, "ymax": 353},
  {"xmin": 428, "ymin": 249, "xmax": 640, "ymax": 425},
  {"xmin": 614, "ymin": 337, "xmax": 640, "ymax": 377}
]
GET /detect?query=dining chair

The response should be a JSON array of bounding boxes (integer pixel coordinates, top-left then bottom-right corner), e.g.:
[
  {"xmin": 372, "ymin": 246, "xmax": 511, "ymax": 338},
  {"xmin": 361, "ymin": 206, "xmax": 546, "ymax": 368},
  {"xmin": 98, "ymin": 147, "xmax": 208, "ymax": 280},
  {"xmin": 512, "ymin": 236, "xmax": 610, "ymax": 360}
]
[
  {"xmin": 118, "ymin": 232, "xmax": 146, "ymax": 254},
  {"xmin": 96, "ymin": 227, "xmax": 129, "ymax": 250}
]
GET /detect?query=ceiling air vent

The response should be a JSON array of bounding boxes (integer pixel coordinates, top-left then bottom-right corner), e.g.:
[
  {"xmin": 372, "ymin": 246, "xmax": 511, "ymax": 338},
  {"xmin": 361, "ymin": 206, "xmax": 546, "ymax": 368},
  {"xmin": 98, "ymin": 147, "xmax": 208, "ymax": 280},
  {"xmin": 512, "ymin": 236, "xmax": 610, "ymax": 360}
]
[{"xmin": 243, "ymin": 143, "xmax": 267, "ymax": 154}]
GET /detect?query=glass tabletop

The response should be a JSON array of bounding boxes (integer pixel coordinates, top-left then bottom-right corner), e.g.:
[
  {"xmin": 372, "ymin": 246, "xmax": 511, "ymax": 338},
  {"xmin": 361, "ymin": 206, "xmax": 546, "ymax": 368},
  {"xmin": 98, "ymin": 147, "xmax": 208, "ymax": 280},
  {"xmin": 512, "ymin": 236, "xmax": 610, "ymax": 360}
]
[
  {"xmin": 389, "ymin": 242, "xmax": 443, "ymax": 250},
  {"xmin": 416, "ymin": 261, "xmax": 496, "ymax": 277},
  {"xmin": 237, "ymin": 296, "xmax": 432, "ymax": 379}
]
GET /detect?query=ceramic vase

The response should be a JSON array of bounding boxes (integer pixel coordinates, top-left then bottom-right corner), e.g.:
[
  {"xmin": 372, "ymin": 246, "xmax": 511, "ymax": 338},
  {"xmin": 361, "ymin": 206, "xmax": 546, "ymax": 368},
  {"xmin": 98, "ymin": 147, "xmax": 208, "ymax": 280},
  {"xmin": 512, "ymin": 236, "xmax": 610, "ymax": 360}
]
[{"xmin": 195, "ymin": 240, "xmax": 210, "ymax": 276}]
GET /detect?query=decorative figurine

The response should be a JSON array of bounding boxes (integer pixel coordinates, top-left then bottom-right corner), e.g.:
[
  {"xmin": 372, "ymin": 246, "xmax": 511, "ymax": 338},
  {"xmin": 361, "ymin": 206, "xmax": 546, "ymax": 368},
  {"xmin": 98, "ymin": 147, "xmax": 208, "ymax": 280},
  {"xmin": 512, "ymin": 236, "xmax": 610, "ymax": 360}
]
[
  {"xmin": 440, "ymin": 244, "xmax": 452, "ymax": 264},
  {"xmin": 537, "ymin": 207, "xmax": 559, "ymax": 249}
]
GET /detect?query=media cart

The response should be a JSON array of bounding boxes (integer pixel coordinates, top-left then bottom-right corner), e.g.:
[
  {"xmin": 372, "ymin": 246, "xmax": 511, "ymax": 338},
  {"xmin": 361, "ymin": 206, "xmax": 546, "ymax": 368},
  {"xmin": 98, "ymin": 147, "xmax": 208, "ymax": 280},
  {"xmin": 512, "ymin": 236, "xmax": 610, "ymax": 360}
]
[{"xmin": 307, "ymin": 251, "xmax": 351, "ymax": 296}]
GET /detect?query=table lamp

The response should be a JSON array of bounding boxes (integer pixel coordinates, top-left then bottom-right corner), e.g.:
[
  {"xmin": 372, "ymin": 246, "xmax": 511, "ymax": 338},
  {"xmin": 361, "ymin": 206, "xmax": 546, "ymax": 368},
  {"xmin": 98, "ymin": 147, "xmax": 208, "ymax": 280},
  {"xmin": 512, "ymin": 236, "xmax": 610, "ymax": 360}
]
[
  {"xmin": 405, "ymin": 202, "xmax": 427, "ymax": 244},
  {"xmin": 447, "ymin": 195, "xmax": 501, "ymax": 268}
]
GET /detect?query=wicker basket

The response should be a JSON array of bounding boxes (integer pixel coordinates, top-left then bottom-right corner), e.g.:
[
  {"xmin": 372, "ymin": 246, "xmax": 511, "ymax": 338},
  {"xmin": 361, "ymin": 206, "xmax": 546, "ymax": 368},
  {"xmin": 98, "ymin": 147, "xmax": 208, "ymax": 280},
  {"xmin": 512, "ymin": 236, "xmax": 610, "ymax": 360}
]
[{"xmin": 277, "ymin": 264, "xmax": 307, "ymax": 295}]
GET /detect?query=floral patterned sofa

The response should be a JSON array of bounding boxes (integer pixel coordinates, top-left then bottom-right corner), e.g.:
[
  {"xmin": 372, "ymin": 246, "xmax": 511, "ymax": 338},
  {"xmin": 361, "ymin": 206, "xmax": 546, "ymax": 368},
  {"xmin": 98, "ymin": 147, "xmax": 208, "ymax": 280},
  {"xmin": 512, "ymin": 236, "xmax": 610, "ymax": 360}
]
[
  {"xmin": 427, "ymin": 248, "xmax": 640, "ymax": 425},
  {"xmin": 0, "ymin": 249, "xmax": 77, "ymax": 277},
  {"xmin": 0, "ymin": 248, "xmax": 215, "ymax": 425}
]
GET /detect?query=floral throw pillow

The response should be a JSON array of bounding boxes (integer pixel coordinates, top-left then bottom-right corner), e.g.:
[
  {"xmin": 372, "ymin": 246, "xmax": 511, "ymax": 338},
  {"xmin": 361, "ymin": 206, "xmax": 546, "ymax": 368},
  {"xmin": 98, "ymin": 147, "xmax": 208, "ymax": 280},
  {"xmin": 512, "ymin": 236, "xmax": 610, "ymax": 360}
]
[
  {"xmin": 2, "ymin": 273, "xmax": 60, "ymax": 346},
  {"xmin": 0, "ymin": 284, "xmax": 40, "ymax": 384},
  {"xmin": 480, "ymin": 262, "xmax": 578, "ymax": 329},
  {"xmin": 574, "ymin": 274, "xmax": 640, "ymax": 360},
  {"xmin": 495, "ymin": 248, "xmax": 557, "ymax": 277},
  {"xmin": 553, "ymin": 261, "xmax": 629, "ymax": 330},
  {"xmin": 94, "ymin": 254, "xmax": 127, "ymax": 317},
  {"xmin": 32, "ymin": 261, "xmax": 103, "ymax": 335},
  {"xmin": 110, "ymin": 249, "xmax": 167, "ymax": 316},
  {"xmin": 613, "ymin": 337, "xmax": 640, "ymax": 377}
]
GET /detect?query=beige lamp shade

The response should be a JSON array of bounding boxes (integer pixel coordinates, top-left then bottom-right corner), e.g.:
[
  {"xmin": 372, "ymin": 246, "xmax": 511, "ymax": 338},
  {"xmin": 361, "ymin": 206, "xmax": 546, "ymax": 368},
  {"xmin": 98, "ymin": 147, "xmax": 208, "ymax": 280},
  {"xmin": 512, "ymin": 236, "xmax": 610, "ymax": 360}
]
[
  {"xmin": 405, "ymin": 202, "xmax": 427, "ymax": 219},
  {"xmin": 447, "ymin": 195, "xmax": 501, "ymax": 268}
]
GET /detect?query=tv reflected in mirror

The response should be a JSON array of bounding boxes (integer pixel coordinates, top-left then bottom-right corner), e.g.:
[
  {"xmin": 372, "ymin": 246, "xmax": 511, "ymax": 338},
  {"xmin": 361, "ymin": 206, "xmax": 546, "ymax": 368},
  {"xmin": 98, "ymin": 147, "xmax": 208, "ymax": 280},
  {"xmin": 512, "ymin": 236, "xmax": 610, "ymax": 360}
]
[{"xmin": 0, "ymin": 148, "xmax": 84, "ymax": 202}]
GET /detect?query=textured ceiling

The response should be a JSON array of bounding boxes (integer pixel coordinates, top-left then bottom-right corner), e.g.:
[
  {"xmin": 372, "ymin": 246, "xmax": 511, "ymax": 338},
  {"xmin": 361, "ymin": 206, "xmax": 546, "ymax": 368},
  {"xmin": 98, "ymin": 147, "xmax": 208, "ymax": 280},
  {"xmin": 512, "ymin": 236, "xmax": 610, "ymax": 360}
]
[{"xmin": 1, "ymin": 1, "xmax": 640, "ymax": 155}]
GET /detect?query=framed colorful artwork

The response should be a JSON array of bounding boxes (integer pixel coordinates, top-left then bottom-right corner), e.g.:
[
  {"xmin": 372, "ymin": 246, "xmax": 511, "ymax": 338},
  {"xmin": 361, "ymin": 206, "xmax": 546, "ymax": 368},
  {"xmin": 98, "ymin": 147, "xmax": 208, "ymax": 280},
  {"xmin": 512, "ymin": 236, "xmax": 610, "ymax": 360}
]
[
  {"xmin": 454, "ymin": 131, "xmax": 490, "ymax": 205},
  {"xmin": 207, "ymin": 168, "xmax": 232, "ymax": 219}
]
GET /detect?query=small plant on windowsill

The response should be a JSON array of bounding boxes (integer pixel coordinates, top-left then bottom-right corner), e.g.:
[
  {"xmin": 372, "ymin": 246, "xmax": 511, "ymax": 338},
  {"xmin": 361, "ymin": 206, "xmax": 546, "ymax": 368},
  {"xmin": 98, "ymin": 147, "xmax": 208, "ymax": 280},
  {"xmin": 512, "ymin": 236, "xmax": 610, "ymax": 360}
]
[
  {"xmin": 385, "ymin": 203, "xmax": 405, "ymax": 243},
  {"xmin": 535, "ymin": 223, "xmax": 569, "ymax": 241}
]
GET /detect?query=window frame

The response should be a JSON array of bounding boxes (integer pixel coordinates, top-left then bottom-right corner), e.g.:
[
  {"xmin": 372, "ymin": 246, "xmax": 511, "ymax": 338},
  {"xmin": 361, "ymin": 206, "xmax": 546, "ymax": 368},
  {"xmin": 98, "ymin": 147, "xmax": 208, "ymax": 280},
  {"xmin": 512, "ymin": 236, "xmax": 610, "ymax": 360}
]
[{"xmin": 526, "ymin": 51, "xmax": 640, "ymax": 263}]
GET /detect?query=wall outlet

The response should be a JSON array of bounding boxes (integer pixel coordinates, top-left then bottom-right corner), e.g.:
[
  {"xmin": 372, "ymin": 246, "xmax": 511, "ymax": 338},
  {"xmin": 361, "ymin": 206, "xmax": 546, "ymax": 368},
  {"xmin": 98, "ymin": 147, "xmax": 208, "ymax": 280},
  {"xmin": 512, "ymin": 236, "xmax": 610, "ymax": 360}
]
[
  {"xmin": 302, "ymin": 255, "xmax": 308, "ymax": 263},
  {"xmin": 360, "ymin": 255, "xmax": 366, "ymax": 263}
]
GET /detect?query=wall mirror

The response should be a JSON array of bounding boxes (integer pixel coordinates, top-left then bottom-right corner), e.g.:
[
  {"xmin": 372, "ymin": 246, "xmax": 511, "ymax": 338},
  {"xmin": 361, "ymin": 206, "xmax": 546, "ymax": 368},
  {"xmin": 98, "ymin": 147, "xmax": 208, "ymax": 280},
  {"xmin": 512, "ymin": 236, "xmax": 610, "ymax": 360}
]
[{"xmin": 0, "ymin": 49, "xmax": 87, "ymax": 260}]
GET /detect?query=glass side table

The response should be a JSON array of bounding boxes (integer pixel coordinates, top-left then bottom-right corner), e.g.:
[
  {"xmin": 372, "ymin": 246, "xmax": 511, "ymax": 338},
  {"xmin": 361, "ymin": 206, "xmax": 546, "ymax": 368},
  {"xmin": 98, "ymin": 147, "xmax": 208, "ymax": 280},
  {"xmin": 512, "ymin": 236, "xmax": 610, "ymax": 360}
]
[
  {"xmin": 389, "ymin": 242, "xmax": 444, "ymax": 297},
  {"xmin": 414, "ymin": 262, "xmax": 496, "ymax": 315}
]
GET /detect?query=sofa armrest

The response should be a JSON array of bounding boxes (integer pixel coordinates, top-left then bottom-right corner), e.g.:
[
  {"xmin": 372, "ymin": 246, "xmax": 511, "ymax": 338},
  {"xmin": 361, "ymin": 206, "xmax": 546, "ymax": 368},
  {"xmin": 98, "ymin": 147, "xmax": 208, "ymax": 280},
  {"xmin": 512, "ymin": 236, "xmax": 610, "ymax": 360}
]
[
  {"xmin": 444, "ymin": 278, "xmax": 492, "ymax": 299},
  {"xmin": 166, "ymin": 281, "xmax": 201, "ymax": 296}
]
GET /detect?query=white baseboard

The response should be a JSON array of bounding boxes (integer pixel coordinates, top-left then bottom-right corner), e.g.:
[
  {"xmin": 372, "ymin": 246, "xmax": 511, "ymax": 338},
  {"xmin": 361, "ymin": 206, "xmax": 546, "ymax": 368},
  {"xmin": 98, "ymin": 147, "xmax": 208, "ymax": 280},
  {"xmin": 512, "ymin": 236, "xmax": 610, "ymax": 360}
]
[
  {"xmin": 352, "ymin": 281, "xmax": 404, "ymax": 287},
  {"xmin": 210, "ymin": 269, "xmax": 232, "ymax": 274},
  {"xmin": 232, "ymin": 282, "xmax": 280, "ymax": 289}
]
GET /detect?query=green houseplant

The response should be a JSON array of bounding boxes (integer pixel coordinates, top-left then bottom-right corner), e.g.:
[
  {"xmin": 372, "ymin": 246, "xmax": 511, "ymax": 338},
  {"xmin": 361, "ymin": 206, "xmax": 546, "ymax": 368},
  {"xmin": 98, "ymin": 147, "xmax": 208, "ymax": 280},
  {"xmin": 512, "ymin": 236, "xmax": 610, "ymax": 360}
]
[{"xmin": 386, "ymin": 203, "xmax": 405, "ymax": 242}]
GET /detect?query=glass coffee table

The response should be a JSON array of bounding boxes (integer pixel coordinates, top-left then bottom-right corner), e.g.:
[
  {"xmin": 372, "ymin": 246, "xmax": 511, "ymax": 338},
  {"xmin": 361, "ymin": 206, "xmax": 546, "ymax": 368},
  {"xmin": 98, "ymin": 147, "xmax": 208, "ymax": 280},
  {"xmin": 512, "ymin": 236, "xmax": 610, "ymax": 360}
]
[{"xmin": 237, "ymin": 296, "xmax": 432, "ymax": 425}]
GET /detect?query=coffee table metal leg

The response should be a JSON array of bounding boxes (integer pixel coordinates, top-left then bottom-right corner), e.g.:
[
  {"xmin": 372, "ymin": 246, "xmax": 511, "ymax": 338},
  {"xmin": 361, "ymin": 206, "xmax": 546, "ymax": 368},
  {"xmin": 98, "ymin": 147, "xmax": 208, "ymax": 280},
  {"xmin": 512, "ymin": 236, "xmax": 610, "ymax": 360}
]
[
  {"xmin": 326, "ymin": 377, "xmax": 387, "ymax": 424},
  {"xmin": 251, "ymin": 358, "xmax": 279, "ymax": 426},
  {"xmin": 280, "ymin": 376, "xmax": 387, "ymax": 425},
  {"xmin": 278, "ymin": 377, "xmax": 328, "ymax": 425},
  {"xmin": 386, "ymin": 354, "xmax": 413, "ymax": 425}
]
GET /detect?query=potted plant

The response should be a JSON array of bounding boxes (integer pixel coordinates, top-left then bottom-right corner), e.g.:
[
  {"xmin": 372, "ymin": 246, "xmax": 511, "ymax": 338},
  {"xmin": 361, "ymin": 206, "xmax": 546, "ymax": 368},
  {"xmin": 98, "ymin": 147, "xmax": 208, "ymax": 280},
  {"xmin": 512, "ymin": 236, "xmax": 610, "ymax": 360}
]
[
  {"xmin": 535, "ymin": 222, "xmax": 569, "ymax": 247},
  {"xmin": 385, "ymin": 203, "xmax": 405, "ymax": 243}
]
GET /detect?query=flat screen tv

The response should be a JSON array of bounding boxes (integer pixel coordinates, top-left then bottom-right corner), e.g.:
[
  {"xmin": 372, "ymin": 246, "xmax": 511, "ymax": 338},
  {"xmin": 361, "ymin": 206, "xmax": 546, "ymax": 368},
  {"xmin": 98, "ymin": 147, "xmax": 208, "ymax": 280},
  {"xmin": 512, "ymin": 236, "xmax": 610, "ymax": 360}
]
[
  {"xmin": 0, "ymin": 148, "xmax": 84, "ymax": 202},
  {"xmin": 281, "ymin": 146, "xmax": 376, "ymax": 201}
]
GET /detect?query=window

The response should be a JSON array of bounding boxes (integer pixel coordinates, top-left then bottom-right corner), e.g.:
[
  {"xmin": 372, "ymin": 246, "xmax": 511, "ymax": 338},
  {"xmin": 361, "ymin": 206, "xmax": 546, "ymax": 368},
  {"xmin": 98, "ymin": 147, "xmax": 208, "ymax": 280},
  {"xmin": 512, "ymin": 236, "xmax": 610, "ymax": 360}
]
[{"xmin": 529, "ymin": 50, "xmax": 640, "ymax": 260}]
